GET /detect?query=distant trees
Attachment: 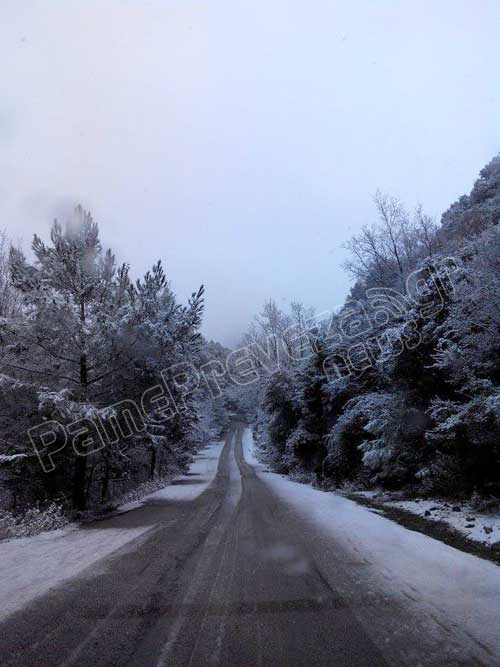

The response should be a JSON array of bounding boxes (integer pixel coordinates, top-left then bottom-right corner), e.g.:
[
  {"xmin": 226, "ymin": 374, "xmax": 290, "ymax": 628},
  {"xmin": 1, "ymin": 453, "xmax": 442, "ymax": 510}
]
[
  {"xmin": 343, "ymin": 190, "xmax": 439, "ymax": 290},
  {"xmin": 0, "ymin": 231, "xmax": 20, "ymax": 318},
  {"xmin": 241, "ymin": 298, "xmax": 317, "ymax": 370},
  {"xmin": 441, "ymin": 155, "xmax": 500, "ymax": 241}
]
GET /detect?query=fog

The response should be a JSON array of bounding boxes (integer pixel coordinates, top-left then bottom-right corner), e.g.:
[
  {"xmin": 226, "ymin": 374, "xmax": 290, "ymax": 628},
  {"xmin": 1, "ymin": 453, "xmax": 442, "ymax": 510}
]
[{"xmin": 1, "ymin": 0, "xmax": 498, "ymax": 346}]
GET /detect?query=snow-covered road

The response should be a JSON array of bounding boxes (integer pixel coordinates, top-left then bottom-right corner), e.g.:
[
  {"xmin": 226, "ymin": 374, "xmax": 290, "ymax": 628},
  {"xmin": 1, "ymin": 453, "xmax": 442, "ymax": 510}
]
[
  {"xmin": 0, "ymin": 425, "xmax": 499, "ymax": 666},
  {"xmin": 243, "ymin": 430, "xmax": 500, "ymax": 664}
]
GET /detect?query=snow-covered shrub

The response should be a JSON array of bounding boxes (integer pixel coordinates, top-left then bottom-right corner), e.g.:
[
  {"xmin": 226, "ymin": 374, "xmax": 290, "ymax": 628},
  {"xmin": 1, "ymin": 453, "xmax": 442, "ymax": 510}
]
[
  {"xmin": 469, "ymin": 491, "xmax": 500, "ymax": 513},
  {"xmin": 0, "ymin": 511, "xmax": 17, "ymax": 540},
  {"xmin": 262, "ymin": 369, "xmax": 300, "ymax": 470},
  {"xmin": 0, "ymin": 502, "xmax": 68, "ymax": 540},
  {"xmin": 325, "ymin": 392, "xmax": 399, "ymax": 482},
  {"xmin": 324, "ymin": 395, "xmax": 376, "ymax": 485},
  {"xmin": 108, "ymin": 471, "xmax": 181, "ymax": 511},
  {"xmin": 283, "ymin": 422, "xmax": 322, "ymax": 473},
  {"xmin": 416, "ymin": 455, "xmax": 467, "ymax": 497},
  {"xmin": 426, "ymin": 392, "xmax": 500, "ymax": 493},
  {"xmin": 325, "ymin": 391, "xmax": 428, "ymax": 488}
]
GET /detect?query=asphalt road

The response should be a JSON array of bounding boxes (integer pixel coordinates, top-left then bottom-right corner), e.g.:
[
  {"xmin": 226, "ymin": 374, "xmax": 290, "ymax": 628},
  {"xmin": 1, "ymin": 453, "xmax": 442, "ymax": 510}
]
[{"xmin": 0, "ymin": 425, "xmax": 486, "ymax": 666}]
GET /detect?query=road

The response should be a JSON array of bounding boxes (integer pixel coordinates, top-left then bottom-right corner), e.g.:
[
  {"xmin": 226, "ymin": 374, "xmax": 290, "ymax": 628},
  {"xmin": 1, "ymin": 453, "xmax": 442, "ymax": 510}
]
[{"xmin": 0, "ymin": 425, "xmax": 494, "ymax": 666}]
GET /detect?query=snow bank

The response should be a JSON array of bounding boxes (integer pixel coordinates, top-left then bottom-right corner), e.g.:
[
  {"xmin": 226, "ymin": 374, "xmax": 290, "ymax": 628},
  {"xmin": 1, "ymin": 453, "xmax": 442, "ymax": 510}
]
[
  {"xmin": 241, "ymin": 427, "xmax": 262, "ymax": 467},
  {"xmin": 242, "ymin": 427, "xmax": 500, "ymax": 660},
  {"xmin": 118, "ymin": 440, "xmax": 225, "ymax": 511}
]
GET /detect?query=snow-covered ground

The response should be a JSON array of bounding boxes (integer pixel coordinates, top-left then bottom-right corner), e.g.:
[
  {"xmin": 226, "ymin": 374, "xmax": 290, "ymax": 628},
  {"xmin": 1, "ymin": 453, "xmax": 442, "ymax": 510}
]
[
  {"xmin": 118, "ymin": 440, "xmax": 225, "ymax": 511},
  {"xmin": 0, "ymin": 440, "xmax": 225, "ymax": 623},
  {"xmin": 383, "ymin": 498, "xmax": 500, "ymax": 549},
  {"xmin": 241, "ymin": 427, "xmax": 261, "ymax": 467},
  {"xmin": 242, "ymin": 428, "xmax": 500, "ymax": 661},
  {"xmin": 0, "ymin": 524, "xmax": 151, "ymax": 622}
]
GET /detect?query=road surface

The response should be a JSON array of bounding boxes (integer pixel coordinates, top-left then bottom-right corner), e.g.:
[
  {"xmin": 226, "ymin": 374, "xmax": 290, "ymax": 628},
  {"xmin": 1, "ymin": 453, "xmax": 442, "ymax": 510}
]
[{"xmin": 0, "ymin": 424, "xmax": 495, "ymax": 666}]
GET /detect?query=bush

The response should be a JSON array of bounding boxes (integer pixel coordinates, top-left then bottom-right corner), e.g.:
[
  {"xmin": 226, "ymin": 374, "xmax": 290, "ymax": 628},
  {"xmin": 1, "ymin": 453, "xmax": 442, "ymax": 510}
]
[
  {"xmin": 103, "ymin": 467, "xmax": 183, "ymax": 512},
  {"xmin": 470, "ymin": 491, "xmax": 500, "ymax": 513},
  {"xmin": 0, "ymin": 502, "xmax": 68, "ymax": 540},
  {"xmin": 416, "ymin": 456, "xmax": 467, "ymax": 497}
]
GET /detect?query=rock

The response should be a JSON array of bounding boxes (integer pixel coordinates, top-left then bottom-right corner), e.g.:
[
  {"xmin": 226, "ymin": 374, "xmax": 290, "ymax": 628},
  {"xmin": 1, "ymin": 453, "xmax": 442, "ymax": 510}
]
[
  {"xmin": 424, "ymin": 510, "xmax": 432, "ymax": 517},
  {"xmin": 452, "ymin": 506, "xmax": 461, "ymax": 512},
  {"xmin": 465, "ymin": 524, "xmax": 475, "ymax": 528},
  {"xmin": 466, "ymin": 516, "xmax": 475, "ymax": 522},
  {"xmin": 483, "ymin": 526, "xmax": 493, "ymax": 534}
]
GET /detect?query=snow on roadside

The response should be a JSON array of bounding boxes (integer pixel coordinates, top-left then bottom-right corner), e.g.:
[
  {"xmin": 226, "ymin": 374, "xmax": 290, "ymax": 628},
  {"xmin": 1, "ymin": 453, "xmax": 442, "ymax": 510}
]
[
  {"xmin": 241, "ymin": 427, "xmax": 500, "ymax": 660},
  {"xmin": 0, "ymin": 439, "xmax": 226, "ymax": 623},
  {"xmin": 118, "ymin": 440, "xmax": 225, "ymax": 511},
  {"xmin": 383, "ymin": 498, "xmax": 500, "ymax": 549},
  {"xmin": 0, "ymin": 524, "xmax": 151, "ymax": 622},
  {"xmin": 241, "ymin": 428, "xmax": 262, "ymax": 467}
]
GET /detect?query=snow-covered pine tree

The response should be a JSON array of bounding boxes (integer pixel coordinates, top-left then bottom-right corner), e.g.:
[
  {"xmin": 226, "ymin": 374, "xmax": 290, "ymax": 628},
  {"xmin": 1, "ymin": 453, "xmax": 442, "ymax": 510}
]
[{"xmin": 4, "ymin": 208, "xmax": 135, "ymax": 509}]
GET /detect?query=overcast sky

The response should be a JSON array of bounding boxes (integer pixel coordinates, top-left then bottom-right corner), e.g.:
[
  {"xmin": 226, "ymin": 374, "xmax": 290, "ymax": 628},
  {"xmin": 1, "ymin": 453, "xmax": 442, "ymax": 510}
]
[{"xmin": 1, "ymin": 1, "xmax": 499, "ymax": 346}]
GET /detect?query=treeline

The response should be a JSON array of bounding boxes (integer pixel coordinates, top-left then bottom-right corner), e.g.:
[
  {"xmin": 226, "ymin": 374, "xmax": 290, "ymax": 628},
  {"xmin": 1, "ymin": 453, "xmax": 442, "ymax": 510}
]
[
  {"xmin": 0, "ymin": 210, "xmax": 226, "ymax": 512},
  {"xmin": 245, "ymin": 155, "xmax": 500, "ymax": 497}
]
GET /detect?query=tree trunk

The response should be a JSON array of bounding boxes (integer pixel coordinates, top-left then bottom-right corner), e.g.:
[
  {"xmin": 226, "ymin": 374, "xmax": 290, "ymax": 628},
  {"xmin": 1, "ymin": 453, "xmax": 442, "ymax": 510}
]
[
  {"xmin": 150, "ymin": 447, "xmax": 157, "ymax": 479},
  {"xmin": 72, "ymin": 455, "xmax": 87, "ymax": 511},
  {"xmin": 101, "ymin": 464, "xmax": 110, "ymax": 503},
  {"xmin": 73, "ymin": 297, "xmax": 89, "ymax": 511}
]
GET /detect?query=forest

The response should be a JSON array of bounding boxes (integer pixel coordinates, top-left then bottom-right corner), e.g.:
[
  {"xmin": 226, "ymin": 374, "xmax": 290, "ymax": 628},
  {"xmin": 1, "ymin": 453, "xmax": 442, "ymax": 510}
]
[
  {"xmin": 0, "ymin": 155, "xmax": 499, "ymax": 535},
  {"xmin": 0, "ymin": 211, "xmax": 228, "ymax": 525},
  {"xmin": 244, "ymin": 154, "xmax": 500, "ymax": 499}
]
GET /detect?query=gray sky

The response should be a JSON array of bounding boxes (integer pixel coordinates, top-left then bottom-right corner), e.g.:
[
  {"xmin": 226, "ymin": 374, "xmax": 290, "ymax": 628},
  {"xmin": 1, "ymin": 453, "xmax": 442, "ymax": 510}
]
[{"xmin": 1, "ymin": 1, "xmax": 499, "ymax": 346}]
